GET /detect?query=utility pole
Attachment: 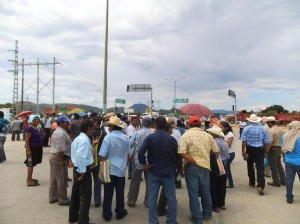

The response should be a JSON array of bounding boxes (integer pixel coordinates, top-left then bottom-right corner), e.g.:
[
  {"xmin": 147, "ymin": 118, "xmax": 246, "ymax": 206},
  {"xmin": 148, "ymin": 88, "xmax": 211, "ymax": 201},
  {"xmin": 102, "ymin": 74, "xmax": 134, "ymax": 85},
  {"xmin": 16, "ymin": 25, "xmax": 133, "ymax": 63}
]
[
  {"xmin": 8, "ymin": 40, "xmax": 19, "ymax": 115},
  {"xmin": 20, "ymin": 58, "xmax": 25, "ymax": 112},
  {"xmin": 103, "ymin": 0, "xmax": 109, "ymax": 114},
  {"xmin": 18, "ymin": 59, "xmax": 61, "ymax": 114}
]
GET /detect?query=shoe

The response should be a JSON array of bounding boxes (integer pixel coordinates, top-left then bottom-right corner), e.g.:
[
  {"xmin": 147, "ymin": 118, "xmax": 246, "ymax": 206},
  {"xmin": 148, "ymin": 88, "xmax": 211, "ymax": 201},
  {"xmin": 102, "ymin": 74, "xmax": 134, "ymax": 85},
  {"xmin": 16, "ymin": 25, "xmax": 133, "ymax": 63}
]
[
  {"xmin": 281, "ymin": 182, "xmax": 286, "ymax": 186},
  {"xmin": 128, "ymin": 176, "xmax": 132, "ymax": 180},
  {"xmin": 248, "ymin": 183, "xmax": 255, "ymax": 188},
  {"xmin": 95, "ymin": 202, "xmax": 102, "ymax": 207},
  {"xmin": 102, "ymin": 213, "xmax": 111, "ymax": 222},
  {"xmin": 213, "ymin": 207, "xmax": 220, "ymax": 212},
  {"xmin": 158, "ymin": 209, "xmax": 168, "ymax": 216},
  {"xmin": 226, "ymin": 185, "xmax": 234, "ymax": 188},
  {"xmin": 264, "ymin": 174, "xmax": 271, "ymax": 177},
  {"xmin": 27, "ymin": 181, "xmax": 40, "ymax": 187},
  {"xmin": 287, "ymin": 198, "xmax": 293, "ymax": 204},
  {"xmin": 127, "ymin": 201, "xmax": 135, "ymax": 207},
  {"xmin": 220, "ymin": 206, "xmax": 226, "ymax": 210},
  {"xmin": 267, "ymin": 182, "xmax": 280, "ymax": 187},
  {"xmin": 67, "ymin": 177, "xmax": 72, "ymax": 182},
  {"xmin": 257, "ymin": 187, "xmax": 264, "ymax": 195},
  {"xmin": 49, "ymin": 199, "xmax": 58, "ymax": 204},
  {"xmin": 203, "ymin": 216, "xmax": 212, "ymax": 221},
  {"xmin": 116, "ymin": 209, "xmax": 128, "ymax": 220},
  {"xmin": 58, "ymin": 201, "xmax": 70, "ymax": 206}
]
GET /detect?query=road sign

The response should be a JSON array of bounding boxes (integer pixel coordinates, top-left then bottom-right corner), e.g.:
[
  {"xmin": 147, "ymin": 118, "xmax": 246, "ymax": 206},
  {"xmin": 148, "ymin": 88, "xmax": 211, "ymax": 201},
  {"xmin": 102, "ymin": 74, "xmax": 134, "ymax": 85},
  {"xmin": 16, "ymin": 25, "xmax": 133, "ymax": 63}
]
[
  {"xmin": 115, "ymin": 98, "xmax": 126, "ymax": 104},
  {"xmin": 228, "ymin": 90, "xmax": 236, "ymax": 98},
  {"xmin": 174, "ymin": 98, "xmax": 189, "ymax": 103},
  {"xmin": 124, "ymin": 108, "xmax": 134, "ymax": 113},
  {"xmin": 127, "ymin": 84, "xmax": 152, "ymax": 92}
]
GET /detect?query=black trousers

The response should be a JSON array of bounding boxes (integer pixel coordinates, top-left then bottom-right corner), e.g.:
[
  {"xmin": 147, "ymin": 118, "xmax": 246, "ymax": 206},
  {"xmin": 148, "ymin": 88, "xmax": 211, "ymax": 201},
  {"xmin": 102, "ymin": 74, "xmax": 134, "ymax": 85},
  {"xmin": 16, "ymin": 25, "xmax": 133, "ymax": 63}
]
[
  {"xmin": 210, "ymin": 173, "xmax": 227, "ymax": 208},
  {"xmin": 43, "ymin": 128, "xmax": 51, "ymax": 146},
  {"xmin": 69, "ymin": 167, "xmax": 92, "ymax": 224},
  {"xmin": 246, "ymin": 145, "xmax": 265, "ymax": 188}
]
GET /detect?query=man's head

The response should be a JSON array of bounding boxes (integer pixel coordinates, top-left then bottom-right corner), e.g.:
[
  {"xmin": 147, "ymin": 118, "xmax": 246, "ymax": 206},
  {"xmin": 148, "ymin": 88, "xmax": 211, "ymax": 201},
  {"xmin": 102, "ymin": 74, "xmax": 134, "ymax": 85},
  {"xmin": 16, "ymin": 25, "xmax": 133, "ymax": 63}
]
[
  {"xmin": 142, "ymin": 117, "xmax": 152, "ymax": 128},
  {"xmin": 105, "ymin": 116, "xmax": 123, "ymax": 132},
  {"xmin": 188, "ymin": 116, "xmax": 201, "ymax": 127},
  {"xmin": 155, "ymin": 117, "xmax": 167, "ymax": 130},
  {"xmin": 73, "ymin": 113, "xmax": 80, "ymax": 120},
  {"xmin": 266, "ymin": 116, "xmax": 276, "ymax": 128},
  {"xmin": 130, "ymin": 116, "xmax": 139, "ymax": 127},
  {"xmin": 247, "ymin": 114, "xmax": 262, "ymax": 123},
  {"xmin": 0, "ymin": 111, "xmax": 4, "ymax": 118},
  {"xmin": 80, "ymin": 119, "xmax": 95, "ymax": 136},
  {"xmin": 57, "ymin": 115, "xmax": 70, "ymax": 129}
]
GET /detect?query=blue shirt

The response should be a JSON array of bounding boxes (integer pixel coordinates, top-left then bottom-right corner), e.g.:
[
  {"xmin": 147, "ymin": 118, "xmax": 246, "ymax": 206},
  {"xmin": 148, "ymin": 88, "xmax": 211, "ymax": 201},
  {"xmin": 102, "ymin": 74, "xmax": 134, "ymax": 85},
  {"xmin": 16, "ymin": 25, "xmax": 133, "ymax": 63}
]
[
  {"xmin": 130, "ymin": 127, "xmax": 153, "ymax": 170},
  {"xmin": 99, "ymin": 130, "xmax": 130, "ymax": 177},
  {"xmin": 241, "ymin": 123, "xmax": 271, "ymax": 147},
  {"xmin": 71, "ymin": 132, "xmax": 94, "ymax": 173},
  {"xmin": 138, "ymin": 130, "xmax": 178, "ymax": 178},
  {"xmin": 215, "ymin": 137, "xmax": 230, "ymax": 161},
  {"xmin": 285, "ymin": 138, "xmax": 300, "ymax": 166}
]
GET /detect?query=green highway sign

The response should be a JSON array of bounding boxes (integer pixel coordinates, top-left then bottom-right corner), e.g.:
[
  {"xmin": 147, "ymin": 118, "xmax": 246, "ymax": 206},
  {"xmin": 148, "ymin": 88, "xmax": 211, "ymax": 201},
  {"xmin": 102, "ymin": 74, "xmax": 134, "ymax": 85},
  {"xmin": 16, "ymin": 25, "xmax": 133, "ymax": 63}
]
[
  {"xmin": 115, "ymin": 98, "xmax": 126, "ymax": 104},
  {"xmin": 174, "ymin": 98, "xmax": 189, "ymax": 103}
]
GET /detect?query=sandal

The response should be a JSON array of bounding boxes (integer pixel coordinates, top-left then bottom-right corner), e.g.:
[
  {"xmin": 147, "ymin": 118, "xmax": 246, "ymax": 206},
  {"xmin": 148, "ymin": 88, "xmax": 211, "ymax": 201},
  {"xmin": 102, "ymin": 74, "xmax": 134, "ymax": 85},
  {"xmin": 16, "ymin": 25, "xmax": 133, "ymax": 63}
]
[
  {"xmin": 33, "ymin": 179, "xmax": 39, "ymax": 183},
  {"xmin": 27, "ymin": 181, "xmax": 40, "ymax": 187}
]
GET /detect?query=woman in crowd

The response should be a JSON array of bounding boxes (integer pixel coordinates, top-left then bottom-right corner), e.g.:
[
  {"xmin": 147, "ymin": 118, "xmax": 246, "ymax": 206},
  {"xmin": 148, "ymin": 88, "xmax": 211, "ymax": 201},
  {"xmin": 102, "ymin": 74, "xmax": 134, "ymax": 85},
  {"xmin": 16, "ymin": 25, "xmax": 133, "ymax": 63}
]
[
  {"xmin": 207, "ymin": 126, "xmax": 229, "ymax": 212},
  {"xmin": 24, "ymin": 114, "xmax": 43, "ymax": 186},
  {"xmin": 220, "ymin": 121, "xmax": 235, "ymax": 188}
]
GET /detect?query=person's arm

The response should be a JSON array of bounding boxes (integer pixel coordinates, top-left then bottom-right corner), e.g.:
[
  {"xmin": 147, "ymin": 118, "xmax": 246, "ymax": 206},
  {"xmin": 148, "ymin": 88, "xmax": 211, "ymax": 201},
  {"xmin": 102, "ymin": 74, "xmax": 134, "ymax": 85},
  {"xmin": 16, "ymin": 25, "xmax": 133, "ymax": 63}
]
[
  {"xmin": 226, "ymin": 136, "xmax": 234, "ymax": 148},
  {"xmin": 242, "ymin": 141, "xmax": 247, "ymax": 157},
  {"xmin": 178, "ymin": 153, "xmax": 196, "ymax": 164},
  {"xmin": 138, "ymin": 137, "xmax": 153, "ymax": 170}
]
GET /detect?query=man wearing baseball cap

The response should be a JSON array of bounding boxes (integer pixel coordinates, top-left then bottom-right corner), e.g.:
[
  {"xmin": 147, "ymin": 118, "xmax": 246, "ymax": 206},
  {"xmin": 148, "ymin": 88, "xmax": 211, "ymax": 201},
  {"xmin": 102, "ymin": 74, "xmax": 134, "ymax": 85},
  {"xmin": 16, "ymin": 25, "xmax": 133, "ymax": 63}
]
[
  {"xmin": 49, "ymin": 115, "xmax": 71, "ymax": 205},
  {"xmin": 178, "ymin": 116, "xmax": 219, "ymax": 223}
]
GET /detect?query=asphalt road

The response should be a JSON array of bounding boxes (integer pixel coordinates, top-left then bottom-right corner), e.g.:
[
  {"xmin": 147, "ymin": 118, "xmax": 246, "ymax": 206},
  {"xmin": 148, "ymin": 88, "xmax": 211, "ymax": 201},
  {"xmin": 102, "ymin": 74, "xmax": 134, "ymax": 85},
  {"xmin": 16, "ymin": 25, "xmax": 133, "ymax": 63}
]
[{"xmin": 0, "ymin": 128, "xmax": 299, "ymax": 224}]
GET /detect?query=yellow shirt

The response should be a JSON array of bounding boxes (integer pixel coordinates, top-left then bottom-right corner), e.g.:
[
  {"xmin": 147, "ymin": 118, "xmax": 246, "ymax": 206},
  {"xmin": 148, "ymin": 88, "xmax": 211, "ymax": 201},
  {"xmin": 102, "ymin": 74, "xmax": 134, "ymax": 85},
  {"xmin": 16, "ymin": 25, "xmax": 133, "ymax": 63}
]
[
  {"xmin": 178, "ymin": 127, "xmax": 219, "ymax": 170},
  {"xmin": 269, "ymin": 125, "xmax": 285, "ymax": 147}
]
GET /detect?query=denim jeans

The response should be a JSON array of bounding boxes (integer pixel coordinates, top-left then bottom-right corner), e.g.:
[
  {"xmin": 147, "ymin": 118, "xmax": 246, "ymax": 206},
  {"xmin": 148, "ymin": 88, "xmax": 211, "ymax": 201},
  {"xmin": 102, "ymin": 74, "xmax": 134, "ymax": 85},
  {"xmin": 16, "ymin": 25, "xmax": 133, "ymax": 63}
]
[
  {"xmin": 0, "ymin": 136, "xmax": 6, "ymax": 162},
  {"xmin": 285, "ymin": 162, "xmax": 300, "ymax": 200},
  {"xmin": 91, "ymin": 165, "xmax": 102, "ymax": 205},
  {"xmin": 185, "ymin": 163, "xmax": 212, "ymax": 224},
  {"xmin": 224, "ymin": 152, "xmax": 235, "ymax": 187},
  {"xmin": 148, "ymin": 172, "xmax": 176, "ymax": 224}
]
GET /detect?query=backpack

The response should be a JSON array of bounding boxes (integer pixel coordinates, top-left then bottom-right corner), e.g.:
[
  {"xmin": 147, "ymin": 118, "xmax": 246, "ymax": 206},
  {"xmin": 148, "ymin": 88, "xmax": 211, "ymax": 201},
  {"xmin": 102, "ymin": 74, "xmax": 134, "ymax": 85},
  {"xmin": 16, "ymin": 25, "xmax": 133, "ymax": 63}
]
[{"xmin": 0, "ymin": 118, "xmax": 10, "ymax": 134}]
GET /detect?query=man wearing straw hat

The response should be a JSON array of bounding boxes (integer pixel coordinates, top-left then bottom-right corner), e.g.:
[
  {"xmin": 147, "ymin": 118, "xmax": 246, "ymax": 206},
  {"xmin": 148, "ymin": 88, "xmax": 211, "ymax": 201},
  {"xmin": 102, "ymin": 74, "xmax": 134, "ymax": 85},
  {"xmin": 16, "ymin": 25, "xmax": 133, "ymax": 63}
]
[
  {"xmin": 265, "ymin": 116, "xmax": 285, "ymax": 187},
  {"xmin": 241, "ymin": 114, "xmax": 271, "ymax": 196}
]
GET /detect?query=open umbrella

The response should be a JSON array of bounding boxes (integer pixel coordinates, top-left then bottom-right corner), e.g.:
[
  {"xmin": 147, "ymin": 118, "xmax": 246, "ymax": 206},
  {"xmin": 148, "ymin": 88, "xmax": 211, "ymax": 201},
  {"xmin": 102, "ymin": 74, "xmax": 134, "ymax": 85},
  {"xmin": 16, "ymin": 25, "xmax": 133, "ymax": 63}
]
[
  {"xmin": 179, "ymin": 104, "xmax": 214, "ymax": 117},
  {"xmin": 16, "ymin": 111, "xmax": 33, "ymax": 118}
]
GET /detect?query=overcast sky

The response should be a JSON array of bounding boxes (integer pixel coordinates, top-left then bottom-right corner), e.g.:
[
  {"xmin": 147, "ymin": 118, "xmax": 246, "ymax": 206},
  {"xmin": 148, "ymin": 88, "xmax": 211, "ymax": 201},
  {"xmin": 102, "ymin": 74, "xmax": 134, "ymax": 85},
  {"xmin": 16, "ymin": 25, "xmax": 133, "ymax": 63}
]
[{"xmin": 1, "ymin": 0, "xmax": 300, "ymax": 112}]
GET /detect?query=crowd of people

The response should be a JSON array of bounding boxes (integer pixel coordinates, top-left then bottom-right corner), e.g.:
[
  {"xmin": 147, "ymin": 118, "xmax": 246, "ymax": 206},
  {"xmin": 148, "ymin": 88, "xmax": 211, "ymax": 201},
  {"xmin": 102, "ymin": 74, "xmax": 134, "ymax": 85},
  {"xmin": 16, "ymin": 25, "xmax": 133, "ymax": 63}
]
[{"xmin": 0, "ymin": 110, "xmax": 300, "ymax": 224}]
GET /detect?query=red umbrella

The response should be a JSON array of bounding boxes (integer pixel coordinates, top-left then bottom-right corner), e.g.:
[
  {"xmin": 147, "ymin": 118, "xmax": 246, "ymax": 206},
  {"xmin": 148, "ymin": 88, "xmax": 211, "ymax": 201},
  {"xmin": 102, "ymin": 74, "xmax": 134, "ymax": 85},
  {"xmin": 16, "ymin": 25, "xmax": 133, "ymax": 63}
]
[
  {"xmin": 179, "ymin": 104, "xmax": 214, "ymax": 117},
  {"xmin": 16, "ymin": 111, "xmax": 33, "ymax": 118}
]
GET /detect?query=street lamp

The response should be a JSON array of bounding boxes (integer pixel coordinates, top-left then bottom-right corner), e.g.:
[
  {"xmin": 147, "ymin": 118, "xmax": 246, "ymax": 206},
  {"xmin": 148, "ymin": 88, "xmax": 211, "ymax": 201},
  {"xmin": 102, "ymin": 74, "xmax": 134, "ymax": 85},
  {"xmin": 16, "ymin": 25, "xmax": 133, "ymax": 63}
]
[
  {"xmin": 165, "ymin": 77, "xmax": 185, "ymax": 113},
  {"xmin": 103, "ymin": 0, "xmax": 109, "ymax": 113}
]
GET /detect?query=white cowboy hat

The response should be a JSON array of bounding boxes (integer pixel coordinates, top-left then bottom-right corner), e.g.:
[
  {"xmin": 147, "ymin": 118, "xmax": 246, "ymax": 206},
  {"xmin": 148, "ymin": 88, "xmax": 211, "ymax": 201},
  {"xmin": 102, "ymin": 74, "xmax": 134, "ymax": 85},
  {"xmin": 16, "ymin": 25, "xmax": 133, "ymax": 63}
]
[
  {"xmin": 105, "ymin": 116, "xmax": 123, "ymax": 128},
  {"xmin": 207, "ymin": 126, "xmax": 225, "ymax": 138},
  {"xmin": 246, "ymin": 114, "xmax": 262, "ymax": 123},
  {"xmin": 265, "ymin": 116, "xmax": 276, "ymax": 122}
]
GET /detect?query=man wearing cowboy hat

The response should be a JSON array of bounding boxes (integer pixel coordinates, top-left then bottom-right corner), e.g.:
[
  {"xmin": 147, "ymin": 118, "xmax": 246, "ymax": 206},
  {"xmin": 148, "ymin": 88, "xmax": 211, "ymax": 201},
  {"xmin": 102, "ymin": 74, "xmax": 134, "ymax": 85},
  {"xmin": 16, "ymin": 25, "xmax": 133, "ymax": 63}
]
[
  {"xmin": 241, "ymin": 114, "xmax": 271, "ymax": 195},
  {"xmin": 99, "ymin": 116, "xmax": 130, "ymax": 221},
  {"xmin": 266, "ymin": 116, "xmax": 285, "ymax": 187}
]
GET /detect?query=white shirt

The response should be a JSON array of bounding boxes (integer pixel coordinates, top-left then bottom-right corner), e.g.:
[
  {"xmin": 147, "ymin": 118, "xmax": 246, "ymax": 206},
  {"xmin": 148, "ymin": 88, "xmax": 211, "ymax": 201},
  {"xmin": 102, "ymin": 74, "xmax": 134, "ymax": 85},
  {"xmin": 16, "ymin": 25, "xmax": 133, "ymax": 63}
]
[
  {"xmin": 225, "ymin": 131, "xmax": 235, "ymax": 153},
  {"xmin": 172, "ymin": 128, "xmax": 181, "ymax": 143},
  {"xmin": 126, "ymin": 124, "xmax": 137, "ymax": 138}
]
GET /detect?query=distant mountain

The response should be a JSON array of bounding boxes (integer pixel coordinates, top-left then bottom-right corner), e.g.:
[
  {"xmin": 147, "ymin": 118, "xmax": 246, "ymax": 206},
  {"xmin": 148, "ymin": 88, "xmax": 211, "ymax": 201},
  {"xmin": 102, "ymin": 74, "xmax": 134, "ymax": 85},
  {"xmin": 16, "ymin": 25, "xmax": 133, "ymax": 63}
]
[{"xmin": 212, "ymin": 109, "xmax": 235, "ymax": 115}]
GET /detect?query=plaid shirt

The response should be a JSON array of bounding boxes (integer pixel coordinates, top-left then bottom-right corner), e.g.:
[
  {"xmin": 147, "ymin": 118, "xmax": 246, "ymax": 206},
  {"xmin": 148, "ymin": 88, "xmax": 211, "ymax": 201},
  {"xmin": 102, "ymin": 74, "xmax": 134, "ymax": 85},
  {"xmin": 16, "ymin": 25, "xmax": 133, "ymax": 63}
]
[{"xmin": 241, "ymin": 123, "xmax": 271, "ymax": 147}]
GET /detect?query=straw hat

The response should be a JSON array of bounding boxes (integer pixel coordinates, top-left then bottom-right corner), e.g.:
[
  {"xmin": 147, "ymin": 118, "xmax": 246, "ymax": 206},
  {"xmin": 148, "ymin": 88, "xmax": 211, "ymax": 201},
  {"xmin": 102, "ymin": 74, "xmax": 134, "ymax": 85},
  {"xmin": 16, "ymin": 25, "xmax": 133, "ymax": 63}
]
[
  {"xmin": 265, "ymin": 116, "xmax": 276, "ymax": 122},
  {"xmin": 246, "ymin": 114, "xmax": 262, "ymax": 123},
  {"xmin": 207, "ymin": 126, "xmax": 225, "ymax": 138},
  {"xmin": 105, "ymin": 116, "xmax": 123, "ymax": 128}
]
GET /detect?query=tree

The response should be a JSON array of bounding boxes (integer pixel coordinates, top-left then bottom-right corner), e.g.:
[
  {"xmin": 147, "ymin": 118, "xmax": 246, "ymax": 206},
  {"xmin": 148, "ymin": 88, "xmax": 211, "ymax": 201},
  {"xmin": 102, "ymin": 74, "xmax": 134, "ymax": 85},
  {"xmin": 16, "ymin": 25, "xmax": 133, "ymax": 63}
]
[{"xmin": 261, "ymin": 105, "xmax": 289, "ymax": 114}]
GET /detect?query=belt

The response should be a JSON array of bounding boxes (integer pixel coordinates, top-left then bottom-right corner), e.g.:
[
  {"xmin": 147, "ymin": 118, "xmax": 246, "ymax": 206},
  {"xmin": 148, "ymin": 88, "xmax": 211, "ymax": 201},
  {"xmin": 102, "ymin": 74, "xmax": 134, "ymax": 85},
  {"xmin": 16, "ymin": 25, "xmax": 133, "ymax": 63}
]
[{"xmin": 271, "ymin": 146, "xmax": 280, "ymax": 149}]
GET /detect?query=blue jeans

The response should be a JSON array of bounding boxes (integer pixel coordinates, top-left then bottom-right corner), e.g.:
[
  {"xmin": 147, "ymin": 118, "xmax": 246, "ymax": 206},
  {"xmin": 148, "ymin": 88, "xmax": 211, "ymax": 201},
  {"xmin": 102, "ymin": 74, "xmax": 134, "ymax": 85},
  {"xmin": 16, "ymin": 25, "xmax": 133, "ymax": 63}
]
[
  {"xmin": 91, "ymin": 165, "xmax": 102, "ymax": 205},
  {"xmin": 185, "ymin": 164, "xmax": 212, "ymax": 224},
  {"xmin": 148, "ymin": 172, "xmax": 176, "ymax": 224},
  {"xmin": 0, "ymin": 136, "xmax": 6, "ymax": 162},
  {"xmin": 285, "ymin": 162, "xmax": 300, "ymax": 200},
  {"xmin": 224, "ymin": 153, "xmax": 235, "ymax": 187}
]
